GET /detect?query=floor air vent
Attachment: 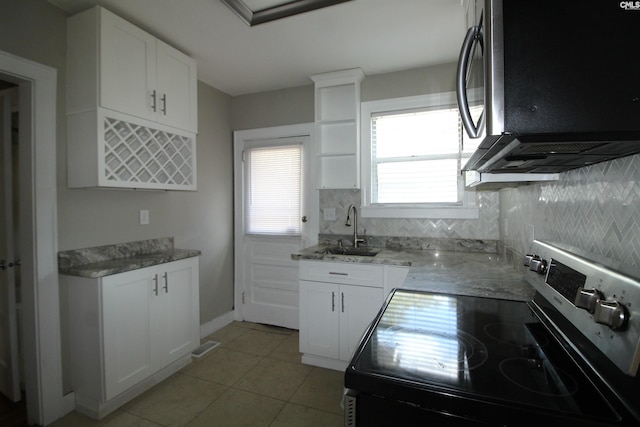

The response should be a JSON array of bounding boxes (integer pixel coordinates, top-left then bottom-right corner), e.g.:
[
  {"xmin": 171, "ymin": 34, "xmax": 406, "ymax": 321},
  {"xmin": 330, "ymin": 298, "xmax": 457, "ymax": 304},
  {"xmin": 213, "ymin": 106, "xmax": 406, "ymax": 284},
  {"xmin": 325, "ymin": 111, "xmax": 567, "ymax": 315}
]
[{"xmin": 191, "ymin": 340, "xmax": 220, "ymax": 358}]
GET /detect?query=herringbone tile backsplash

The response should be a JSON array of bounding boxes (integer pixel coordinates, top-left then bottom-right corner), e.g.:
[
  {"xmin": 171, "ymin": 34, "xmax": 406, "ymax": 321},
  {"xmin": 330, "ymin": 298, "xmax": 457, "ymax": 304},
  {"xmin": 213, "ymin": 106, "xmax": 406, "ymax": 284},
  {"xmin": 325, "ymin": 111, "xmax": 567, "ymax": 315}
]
[
  {"xmin": 500, "ymin": 154, "xmax": 640, "ymax": 279},
  {"xmin": 319, "ymin": 153, "xmax": 640, "ymax": 279},
  {"xmin": 319, "ymin": 189, "xmax": 500, "ymax": 240}
]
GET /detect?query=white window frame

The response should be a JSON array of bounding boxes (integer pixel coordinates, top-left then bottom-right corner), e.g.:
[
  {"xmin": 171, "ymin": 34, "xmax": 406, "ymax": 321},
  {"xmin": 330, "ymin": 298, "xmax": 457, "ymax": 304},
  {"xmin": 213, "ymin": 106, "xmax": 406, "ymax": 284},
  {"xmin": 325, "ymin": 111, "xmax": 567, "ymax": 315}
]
[{"xmin": 360, "ymin": 92, "xmax": 478, "ymax": 219}]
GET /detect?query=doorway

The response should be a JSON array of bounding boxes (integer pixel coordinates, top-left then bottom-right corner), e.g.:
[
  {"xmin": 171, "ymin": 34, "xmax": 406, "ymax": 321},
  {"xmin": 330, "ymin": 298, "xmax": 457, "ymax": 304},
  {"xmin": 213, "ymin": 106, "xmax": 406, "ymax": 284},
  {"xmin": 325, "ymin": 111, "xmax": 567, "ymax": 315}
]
[
  {"xmin": 233, "ymin": 124, "xmax": 318, "ymax": 330},
  {"xmin": 0, "ymin": 83, "xmax": 25, "ymax": 424},
  {"xmin": 0, "ymin": 84, "xmax": 21, "ymax": 399},
  {"xmin": 0, "ymin": 50, "xmax": 62, "ymax": 426}
]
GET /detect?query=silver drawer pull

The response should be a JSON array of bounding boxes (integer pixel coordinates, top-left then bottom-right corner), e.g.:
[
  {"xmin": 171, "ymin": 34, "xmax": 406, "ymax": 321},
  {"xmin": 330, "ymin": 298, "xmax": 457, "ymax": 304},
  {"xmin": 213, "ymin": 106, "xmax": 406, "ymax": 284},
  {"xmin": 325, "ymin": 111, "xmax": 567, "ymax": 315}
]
[{"xmin": 329, "ymin": 272, "xmax": 348, "ymax": 276}]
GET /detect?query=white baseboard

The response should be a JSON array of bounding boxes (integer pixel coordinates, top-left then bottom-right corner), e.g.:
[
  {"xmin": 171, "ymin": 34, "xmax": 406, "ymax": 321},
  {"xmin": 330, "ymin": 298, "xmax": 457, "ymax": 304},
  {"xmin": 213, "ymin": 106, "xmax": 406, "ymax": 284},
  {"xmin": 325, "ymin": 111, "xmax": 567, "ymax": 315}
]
[
  {"xmin": 62, "ymin": 392, "xmax": 75, "ymax": 417},
  {"xmin": 199, "ymin": 310, "xmax": 235, "ymax": 339}
]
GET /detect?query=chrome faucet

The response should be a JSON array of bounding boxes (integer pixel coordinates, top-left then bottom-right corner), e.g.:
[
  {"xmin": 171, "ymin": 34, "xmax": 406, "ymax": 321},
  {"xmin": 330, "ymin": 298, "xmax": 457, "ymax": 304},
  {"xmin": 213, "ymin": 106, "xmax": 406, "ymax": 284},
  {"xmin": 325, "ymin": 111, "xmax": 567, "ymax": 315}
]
[{"xmin": 345, "ymin": 204, "xmax": 366, "ymax": 248}]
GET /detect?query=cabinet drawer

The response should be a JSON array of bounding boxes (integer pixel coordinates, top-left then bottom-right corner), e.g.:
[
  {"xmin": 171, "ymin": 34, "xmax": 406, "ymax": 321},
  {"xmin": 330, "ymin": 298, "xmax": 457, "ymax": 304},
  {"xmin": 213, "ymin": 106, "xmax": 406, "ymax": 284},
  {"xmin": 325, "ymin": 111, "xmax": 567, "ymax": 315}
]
[{"xmin": 299, "ymin": 261, "xmax": 383, "ymax": 287}]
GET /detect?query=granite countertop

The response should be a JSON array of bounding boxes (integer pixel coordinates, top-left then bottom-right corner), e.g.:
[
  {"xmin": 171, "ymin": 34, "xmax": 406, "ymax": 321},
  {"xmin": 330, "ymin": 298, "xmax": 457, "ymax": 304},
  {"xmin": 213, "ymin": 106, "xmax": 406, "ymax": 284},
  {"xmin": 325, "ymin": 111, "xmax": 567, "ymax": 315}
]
[
  {"xmin": 293, "ymin": 244, "xmax": 535, "ymax": 302},
  {"xmin": 58, "ymin": 237, "xmax": 201, "ymax": 278}
]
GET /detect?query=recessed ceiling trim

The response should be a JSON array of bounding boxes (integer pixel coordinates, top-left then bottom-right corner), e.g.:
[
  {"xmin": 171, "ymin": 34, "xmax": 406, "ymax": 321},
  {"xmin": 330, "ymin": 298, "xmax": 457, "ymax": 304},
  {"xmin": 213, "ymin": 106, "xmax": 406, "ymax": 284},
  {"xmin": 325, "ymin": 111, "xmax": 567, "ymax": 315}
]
[{"xmin": 221, "ymin": 0, "xmax": 353, "ymax": 26}]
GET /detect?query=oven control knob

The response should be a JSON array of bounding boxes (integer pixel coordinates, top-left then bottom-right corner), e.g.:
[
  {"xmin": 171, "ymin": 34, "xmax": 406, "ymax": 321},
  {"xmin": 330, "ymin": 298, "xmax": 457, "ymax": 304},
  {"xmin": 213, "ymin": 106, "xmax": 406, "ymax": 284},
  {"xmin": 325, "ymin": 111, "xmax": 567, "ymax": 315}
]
[
  {"xmin": 529, "ymin": 258, "xmax": 547, "ymax": 275},
  {"xmin": 574, "ymin": 288, "xmax": 603, "ymax": 313},
  {"xmin": 524, "ymin": 254, "xmax": 535, "ymax": 266},
  {"xmin": 594, "ymin": 300, "xmax": 629, "ymax": 331}
]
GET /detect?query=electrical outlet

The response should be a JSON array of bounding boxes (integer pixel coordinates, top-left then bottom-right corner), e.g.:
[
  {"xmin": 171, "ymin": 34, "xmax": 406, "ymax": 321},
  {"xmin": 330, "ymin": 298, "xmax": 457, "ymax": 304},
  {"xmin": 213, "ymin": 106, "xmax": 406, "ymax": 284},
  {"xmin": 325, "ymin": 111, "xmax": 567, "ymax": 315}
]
[
  {"xmin": 139, "ymin": 210, "xmax": 149, "ymax": 225},
  {"xmin": 323, "ymin": 208, "xmax": 336, "ymax": 221}
]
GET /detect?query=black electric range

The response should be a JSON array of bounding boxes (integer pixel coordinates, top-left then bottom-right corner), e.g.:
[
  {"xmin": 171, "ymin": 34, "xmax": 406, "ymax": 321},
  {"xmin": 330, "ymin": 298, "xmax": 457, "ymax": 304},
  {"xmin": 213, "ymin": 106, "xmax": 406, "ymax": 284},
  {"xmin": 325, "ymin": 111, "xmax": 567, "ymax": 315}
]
[{"xmin": 345, "ymin": 241, "xmax": 640, "ymax": 426}]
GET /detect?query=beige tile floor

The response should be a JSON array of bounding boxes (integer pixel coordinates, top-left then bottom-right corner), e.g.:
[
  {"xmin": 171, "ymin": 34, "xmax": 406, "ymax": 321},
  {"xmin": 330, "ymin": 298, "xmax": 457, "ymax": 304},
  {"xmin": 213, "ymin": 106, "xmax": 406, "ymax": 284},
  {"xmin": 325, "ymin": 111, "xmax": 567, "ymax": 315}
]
[{"xmin": 51, "ymin": 322, "xmax": 345, "ymax": 427}]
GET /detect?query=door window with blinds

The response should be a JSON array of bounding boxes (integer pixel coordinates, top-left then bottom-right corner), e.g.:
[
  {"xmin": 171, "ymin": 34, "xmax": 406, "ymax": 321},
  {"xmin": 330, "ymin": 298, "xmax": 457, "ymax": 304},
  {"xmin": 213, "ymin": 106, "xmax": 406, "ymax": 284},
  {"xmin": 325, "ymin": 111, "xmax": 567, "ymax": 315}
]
[
  {"xmin": 361, "ymin": 92, "xmax": 481, "ymax": 219},
  {"xmin": 244, "ymin": 143, "xmax": 302, "ymax": 235}
]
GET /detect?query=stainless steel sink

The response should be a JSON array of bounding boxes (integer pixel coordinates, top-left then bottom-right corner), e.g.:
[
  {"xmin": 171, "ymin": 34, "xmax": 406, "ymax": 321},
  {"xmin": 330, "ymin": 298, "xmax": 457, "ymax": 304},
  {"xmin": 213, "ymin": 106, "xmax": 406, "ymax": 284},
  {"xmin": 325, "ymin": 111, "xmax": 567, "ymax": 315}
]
[{"xmin": 321, "ymin": 246, "xmax": 381, "ymax": 257}]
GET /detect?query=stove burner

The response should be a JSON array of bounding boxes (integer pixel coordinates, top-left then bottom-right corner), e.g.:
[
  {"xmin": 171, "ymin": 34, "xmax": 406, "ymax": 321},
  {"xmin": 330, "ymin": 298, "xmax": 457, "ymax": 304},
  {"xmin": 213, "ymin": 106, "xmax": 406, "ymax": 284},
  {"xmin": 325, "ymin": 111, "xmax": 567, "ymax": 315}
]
[
  {"xmin": 499, "ymin": 357, "xmax": 579, "ymax": 397},
  {"xmin": 372, "ymin": 326, "xmax": 488, "ymax": 379},
  {"xmin": 484, "ymin": 322, "xmax": 549, "ymax": 348}
]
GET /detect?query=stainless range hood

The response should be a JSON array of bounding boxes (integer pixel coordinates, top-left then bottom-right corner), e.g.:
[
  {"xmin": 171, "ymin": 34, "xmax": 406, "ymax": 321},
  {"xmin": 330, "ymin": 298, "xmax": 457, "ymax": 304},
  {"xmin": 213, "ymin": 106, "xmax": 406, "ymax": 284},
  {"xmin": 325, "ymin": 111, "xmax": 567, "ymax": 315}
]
[
  {"xmin": 464, "ymin": 134, "xmax": 640, "ymax": 174},
  {"xmin": 458, "ymin": 0, "xmax": 640, "ymax": 175}
]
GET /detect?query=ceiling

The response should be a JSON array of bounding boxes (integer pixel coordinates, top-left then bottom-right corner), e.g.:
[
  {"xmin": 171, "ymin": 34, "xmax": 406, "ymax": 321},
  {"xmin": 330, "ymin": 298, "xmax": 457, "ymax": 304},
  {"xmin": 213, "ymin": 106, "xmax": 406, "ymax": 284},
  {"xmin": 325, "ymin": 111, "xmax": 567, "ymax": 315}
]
[{"xmin": 48, "ymin": 0, "xmax": 467, "ymax": 96}]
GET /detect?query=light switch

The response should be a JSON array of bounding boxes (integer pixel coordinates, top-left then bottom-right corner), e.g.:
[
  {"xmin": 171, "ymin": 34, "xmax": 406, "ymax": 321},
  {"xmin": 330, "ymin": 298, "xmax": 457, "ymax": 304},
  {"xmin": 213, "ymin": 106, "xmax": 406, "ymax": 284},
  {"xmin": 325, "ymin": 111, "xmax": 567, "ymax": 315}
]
[
  {"xmin": 139, "ymin": 210, "xmax": 149, "ymax": 225},
  {"xmin": 323, "ymin": 208, "xmax": 336, "ymax": 221}
]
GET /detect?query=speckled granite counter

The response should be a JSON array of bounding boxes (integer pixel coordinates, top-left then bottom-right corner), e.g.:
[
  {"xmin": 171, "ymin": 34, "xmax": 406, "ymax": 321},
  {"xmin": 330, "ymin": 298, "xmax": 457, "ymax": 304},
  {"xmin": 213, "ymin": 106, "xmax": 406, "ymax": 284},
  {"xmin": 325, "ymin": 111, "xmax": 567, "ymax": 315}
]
[
  {"xmin": 292, "ymin": 244, "xmax": 534, "ymax": 302},
  {"xmin": 58, "ymin": 237, "xmax": 201, "ymax": 278}
]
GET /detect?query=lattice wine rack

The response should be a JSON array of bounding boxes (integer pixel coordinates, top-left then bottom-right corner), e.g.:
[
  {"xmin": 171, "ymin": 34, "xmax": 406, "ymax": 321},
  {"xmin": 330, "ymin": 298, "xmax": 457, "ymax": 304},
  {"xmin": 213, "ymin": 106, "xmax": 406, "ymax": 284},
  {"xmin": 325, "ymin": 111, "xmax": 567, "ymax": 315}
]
[{"xmin": 103, "ymin": 117, "xmax": 195, "ymax": 189}]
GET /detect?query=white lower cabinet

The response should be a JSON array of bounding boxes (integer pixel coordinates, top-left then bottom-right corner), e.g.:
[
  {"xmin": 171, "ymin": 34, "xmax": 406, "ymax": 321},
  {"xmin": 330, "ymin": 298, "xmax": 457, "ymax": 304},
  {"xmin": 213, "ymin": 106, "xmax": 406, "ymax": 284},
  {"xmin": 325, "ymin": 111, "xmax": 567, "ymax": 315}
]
[
  {"xmin": 299, "ymin": 260, "xmax": 385, "ymax": 370},
  {"xmin": 63, "ymin": 257, "xmax": 199, "ymax": 419}
]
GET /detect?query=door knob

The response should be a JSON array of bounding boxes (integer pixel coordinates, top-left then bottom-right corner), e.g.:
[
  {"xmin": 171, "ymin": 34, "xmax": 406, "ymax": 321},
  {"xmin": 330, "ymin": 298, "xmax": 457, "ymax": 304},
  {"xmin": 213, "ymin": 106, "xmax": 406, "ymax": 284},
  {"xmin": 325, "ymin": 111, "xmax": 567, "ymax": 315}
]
[
  {"xmin": 301, "ymin": 216, "xmax": 308, "ymax": 223},
  {"xmin": 0, "ymin": 259, "xmax": 18, "ymax": 270}
]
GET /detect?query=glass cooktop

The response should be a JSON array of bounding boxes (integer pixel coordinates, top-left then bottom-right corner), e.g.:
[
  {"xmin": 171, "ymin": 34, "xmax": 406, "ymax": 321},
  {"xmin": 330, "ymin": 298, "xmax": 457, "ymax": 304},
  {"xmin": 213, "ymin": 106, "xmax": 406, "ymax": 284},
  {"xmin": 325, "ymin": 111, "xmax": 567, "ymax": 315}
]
[{"xmin": 346, "ymin": 289, "xmax": 619, "ymax": 423}]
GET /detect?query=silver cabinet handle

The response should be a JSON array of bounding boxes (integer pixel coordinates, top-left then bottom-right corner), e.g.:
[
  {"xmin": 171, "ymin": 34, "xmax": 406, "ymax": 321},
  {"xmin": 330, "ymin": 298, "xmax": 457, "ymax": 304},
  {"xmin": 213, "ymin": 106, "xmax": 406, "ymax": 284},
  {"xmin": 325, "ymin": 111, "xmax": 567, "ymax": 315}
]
[
  {"xmin": 161, "ymin": 94, "xmax": 167, "ymax": 115},
  {"xmin": 151, "ymin": 90, "xmax": 157, "ymax": 112},
  {"xmin": 153, "ymin": 274, "xmax": 159, "ymax": 296},
  {"xmin": 331, "ymin": 291, "xmax": 335, "ymax": 312},
  {"xmin": 329, "ymin": 272, "xmax": 348, "ymax": 276},
  {"xmin": 163, "ymin": 272, "xmax": 169, "ymax": 293},
  {"xmin": 341, "ymin": 292, "xmax": 345, "ymax": 313}
]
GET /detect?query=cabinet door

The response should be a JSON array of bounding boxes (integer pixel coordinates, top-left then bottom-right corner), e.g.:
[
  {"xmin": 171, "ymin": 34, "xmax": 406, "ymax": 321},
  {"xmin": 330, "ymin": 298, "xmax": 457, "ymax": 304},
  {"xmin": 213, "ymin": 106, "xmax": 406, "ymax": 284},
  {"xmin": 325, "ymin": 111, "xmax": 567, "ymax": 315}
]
[
  {"xmin": 156, "ymin": 40, "xmax": 198, "ymax": 132},
  {"xmin": 100, "ymin": 8, "xmax": 156, "ymax": 122},
  {"xmin": 102, "ymin": 267, "xmax": 156, "ymax": 400},
  {"xmin": 155, "ymin": 258, "xmax": 200, "ymax": 367},
  {"xmin": 339, "ymin": 285, "xmax": 384, "ymax": 361},
  {"xmin": 299, "ymin": 280, "xmax": 340, "ymax": 359}
]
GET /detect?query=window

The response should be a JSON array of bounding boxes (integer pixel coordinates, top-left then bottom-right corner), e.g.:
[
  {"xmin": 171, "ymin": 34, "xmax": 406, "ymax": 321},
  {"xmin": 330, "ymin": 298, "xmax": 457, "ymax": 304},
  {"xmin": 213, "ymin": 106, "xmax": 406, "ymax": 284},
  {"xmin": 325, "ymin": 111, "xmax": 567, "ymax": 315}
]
[
  {"xmin": 361, "ymin": 92, "xmax": 481, "ymax": 219},
  {"xmin": 244, "ymin": 144, "xmax": 302, "ymax": 234}
]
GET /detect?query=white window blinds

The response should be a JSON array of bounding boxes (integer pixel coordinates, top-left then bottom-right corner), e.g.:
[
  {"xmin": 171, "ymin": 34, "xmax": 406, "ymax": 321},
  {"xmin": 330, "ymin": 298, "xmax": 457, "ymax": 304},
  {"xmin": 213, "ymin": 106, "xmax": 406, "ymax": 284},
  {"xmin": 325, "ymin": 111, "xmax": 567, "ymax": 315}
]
[
  {"xmin": 371, "ymin": 106, "xmax": 461, "ymax": 204},
  {"xmin": 245, "ymin": 144, "xmax": 302, "ymax": 235}
]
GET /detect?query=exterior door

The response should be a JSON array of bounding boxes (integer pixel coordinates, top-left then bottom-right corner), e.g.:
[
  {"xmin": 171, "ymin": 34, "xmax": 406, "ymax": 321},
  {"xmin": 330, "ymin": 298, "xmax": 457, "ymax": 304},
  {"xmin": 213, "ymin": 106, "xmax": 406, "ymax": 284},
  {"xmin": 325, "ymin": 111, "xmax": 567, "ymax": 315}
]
[
  {"xmin": 0, "ymin": 88, "xmax": 20, "ymax": 402},
  {"xmin": 234, "ymin": 125, "xmax": 317, "ymax": 330}
]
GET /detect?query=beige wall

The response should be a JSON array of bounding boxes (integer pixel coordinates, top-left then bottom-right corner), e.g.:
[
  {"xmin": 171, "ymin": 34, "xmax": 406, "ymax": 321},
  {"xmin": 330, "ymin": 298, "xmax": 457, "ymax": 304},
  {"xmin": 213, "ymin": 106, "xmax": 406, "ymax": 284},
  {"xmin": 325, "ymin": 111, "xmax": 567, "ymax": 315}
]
[
  {"xmin": 230, "ymin": 63, "xmax": 457, "ymax": 131},
  {"xmin": 0, "ymin": 0, "xmax": 234, "ymax": 325},
  {"xmin": 231, "ymin": 84, "xmax": 314, "ymax": 130},
  {"xmin": 362, "ymin": 62, "xmax": 457, "ymax": 102}
]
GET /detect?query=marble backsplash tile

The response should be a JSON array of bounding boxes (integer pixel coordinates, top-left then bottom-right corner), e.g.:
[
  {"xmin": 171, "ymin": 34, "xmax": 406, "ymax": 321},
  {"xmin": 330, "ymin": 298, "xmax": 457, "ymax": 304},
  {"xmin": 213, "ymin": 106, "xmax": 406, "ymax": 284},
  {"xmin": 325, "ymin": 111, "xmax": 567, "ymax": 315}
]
[
  {"xmin": 319, "ymin": 189, "xmax": 500, "ymax": 240},
  {"xmin": 318, "ymin": 154, "xmax": 640, "ymax": 279},
  {"xmin": 499, "ymin": 153, "xmax": 640, "ymax": 280}
]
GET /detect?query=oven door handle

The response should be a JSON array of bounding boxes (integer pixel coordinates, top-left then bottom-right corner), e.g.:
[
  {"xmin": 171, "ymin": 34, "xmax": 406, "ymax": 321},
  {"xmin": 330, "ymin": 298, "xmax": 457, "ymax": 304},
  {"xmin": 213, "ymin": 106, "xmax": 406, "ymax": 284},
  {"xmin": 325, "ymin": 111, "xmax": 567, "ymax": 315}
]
[{"xmin": 456, "ymin": 25, "xmax": 485, "ymax": 139}]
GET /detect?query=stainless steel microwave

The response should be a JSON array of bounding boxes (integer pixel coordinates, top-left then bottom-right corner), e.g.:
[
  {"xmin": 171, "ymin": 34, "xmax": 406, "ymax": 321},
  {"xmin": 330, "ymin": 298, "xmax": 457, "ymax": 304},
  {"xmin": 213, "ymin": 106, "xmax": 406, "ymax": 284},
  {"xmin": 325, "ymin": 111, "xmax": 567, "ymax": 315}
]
[{"xmin": 457, "ymin": 0, "xmax": 640, "ymax": 174}]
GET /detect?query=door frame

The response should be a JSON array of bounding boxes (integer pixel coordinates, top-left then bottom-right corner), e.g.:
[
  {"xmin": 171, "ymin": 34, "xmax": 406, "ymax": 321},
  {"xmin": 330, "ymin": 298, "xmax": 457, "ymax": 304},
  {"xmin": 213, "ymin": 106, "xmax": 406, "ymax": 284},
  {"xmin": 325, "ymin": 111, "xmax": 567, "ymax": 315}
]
[
  {"xmin": 233, "ymin": 123, "xmax": 317, "ymax": 323},
  {"xmin": 0, "ymin": 50, "xmax": 62, "ymax": 425}
]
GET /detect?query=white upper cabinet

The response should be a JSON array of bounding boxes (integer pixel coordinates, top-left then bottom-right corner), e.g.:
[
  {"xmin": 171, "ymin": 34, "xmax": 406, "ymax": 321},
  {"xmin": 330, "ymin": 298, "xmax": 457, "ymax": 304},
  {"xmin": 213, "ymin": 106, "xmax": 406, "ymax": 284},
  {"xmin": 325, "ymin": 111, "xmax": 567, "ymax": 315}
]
[
  {"xmin": 311, "ymin": 68, "xmax": 364, "ymax": 189},
  {"xmin": 98, "ymin": 9, "xmax": 157, "ymax": 124},
  {"xmin": 66, "ymin": 6, "xmax": 198, "ymax": 190},
  {"xmin": 67, "ymin": 6, "xmax": 198, "ymax": 133}
]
